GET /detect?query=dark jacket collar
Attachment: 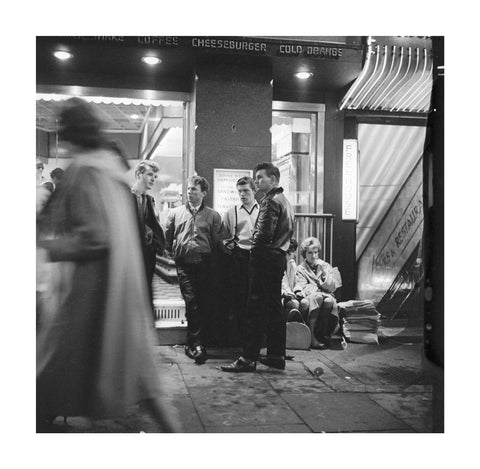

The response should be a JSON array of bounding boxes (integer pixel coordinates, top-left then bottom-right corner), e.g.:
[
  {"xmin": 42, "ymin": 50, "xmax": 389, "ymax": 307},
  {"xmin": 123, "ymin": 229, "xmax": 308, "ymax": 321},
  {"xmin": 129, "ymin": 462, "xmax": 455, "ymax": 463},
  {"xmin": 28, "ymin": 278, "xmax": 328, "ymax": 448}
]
[
  {"xmin": 264, "ymin": 186, "xmax": 284, "ymax": 199},
  {"xmin": 267, "ymin": 186, "xmax": 283, "ymax": 196}
]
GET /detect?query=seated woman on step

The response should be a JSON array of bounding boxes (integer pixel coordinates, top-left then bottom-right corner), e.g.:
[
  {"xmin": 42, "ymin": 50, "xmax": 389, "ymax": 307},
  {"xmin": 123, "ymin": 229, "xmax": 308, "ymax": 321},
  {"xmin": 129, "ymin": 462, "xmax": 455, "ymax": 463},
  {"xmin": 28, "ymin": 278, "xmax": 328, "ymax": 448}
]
[{"xmin": 295, "ymin": 237, "xmax": 340, "ymax": 349}]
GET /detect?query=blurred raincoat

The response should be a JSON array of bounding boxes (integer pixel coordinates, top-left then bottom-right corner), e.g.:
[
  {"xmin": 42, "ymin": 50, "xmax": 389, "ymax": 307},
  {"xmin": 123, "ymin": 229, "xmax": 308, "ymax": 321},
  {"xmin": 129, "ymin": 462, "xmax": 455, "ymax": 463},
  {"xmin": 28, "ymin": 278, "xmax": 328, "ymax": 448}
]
[{"xmin": 37, "ymin": 148, "xmax": 164, "ymax": 419}]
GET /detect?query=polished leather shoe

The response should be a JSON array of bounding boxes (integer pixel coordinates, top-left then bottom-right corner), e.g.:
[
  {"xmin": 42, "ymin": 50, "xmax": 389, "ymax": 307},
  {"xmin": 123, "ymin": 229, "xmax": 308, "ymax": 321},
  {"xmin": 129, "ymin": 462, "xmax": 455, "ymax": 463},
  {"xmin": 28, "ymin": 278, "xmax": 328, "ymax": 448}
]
[
  {"xmin": 258, "ymin": 356, "xmax": 286, "ymax": 370},
  {"xmin": 193, "ymin": 346, "xmax": 207, "ymax": 364},
  {"xmin": 220, "ymin": 357, "xmax": 256, "ymax": 372},
  {"xmin": 184, "ymin": 345, "xmax": 195, "ymax": 359},
  {"xmin": 310, "ymin": 343, "xmax": 327, "ymax": 350},
  {"xmin": 185, "ymin": 345, "xmax": 207, "ymax": 364}
]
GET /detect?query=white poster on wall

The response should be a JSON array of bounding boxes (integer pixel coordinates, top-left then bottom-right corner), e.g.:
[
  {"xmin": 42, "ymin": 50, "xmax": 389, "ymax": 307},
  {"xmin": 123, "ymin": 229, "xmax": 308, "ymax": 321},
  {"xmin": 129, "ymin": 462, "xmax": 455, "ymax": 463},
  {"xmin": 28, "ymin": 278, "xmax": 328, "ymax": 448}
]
[{"xmin": 213, "ymin": 168, "xmax": 253, "ymax": 216}]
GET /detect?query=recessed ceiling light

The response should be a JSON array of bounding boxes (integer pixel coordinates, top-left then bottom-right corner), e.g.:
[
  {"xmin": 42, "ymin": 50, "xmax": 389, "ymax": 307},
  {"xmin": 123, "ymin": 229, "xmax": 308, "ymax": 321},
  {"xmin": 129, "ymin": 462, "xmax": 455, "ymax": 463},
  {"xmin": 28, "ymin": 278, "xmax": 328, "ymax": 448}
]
[
  {"xmin": 142, "ymin": 56, "xmax": 162, "ymax": 65},
  {"xmin": 53, "ymin": 50, "xmax": 73, "ymax": 61},
  {"xmin": 130, "ymin": 114, "xmax": 140, "ymax": 119},
  {"xmin": 294, "ymin": 71, "xmax": 313, "ymax": 80}
]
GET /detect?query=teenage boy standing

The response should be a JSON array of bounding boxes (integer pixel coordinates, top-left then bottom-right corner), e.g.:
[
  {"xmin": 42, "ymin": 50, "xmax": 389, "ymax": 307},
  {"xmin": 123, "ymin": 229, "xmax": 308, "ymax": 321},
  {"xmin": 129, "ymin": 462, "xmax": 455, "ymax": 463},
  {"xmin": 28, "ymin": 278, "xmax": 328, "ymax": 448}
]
[{"xmin": 221, "ymin": 162, "xmax": 294, "ymax": 372}]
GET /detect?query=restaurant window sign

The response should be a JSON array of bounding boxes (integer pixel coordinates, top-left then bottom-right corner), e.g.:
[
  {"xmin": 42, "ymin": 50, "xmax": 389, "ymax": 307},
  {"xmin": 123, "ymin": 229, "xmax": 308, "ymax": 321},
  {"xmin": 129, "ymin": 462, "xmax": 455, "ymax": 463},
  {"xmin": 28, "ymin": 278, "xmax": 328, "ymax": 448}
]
[{"xmin": 342, "ymin": 139, "xmax": 359, "ymax": 221}]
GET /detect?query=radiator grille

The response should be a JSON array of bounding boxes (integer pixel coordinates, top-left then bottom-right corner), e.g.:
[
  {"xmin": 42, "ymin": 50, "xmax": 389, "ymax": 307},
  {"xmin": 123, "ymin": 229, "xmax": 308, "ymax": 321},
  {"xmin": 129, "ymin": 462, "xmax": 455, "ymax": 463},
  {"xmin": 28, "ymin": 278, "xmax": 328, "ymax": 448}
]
[{"xmin": 153, "ymin": 300, "xmax": 186, "ymax": 323}]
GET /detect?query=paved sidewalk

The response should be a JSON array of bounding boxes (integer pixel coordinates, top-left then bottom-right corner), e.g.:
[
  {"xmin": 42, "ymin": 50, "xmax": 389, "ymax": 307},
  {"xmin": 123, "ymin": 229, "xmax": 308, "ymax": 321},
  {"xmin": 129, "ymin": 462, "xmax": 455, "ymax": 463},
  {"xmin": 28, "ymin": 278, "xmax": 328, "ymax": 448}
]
[{"xmin": 43, "ymin": 326, "xmax": 436, "ymax": 433}]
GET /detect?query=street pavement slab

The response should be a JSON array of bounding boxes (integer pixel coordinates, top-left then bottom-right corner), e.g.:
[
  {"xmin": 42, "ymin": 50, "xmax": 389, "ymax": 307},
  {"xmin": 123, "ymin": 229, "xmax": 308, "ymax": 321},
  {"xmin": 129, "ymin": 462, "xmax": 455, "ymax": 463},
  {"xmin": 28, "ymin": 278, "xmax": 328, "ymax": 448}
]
[
  {"xmin": 156, "ymin": 363, "xmax": 190, "ymax": 396},
  {"xmin": 187, "ymin": 385, "xmax": 303, "ymax": 427},
  {"xmin": 367, "ymin": 392, "xmax": 433, "ymax": 432},
  {"xmin": 179, "ymin": 363, "xmax": 269, "ymax": 388},
  {"xmin": 281, "ymin": 392, "xmax": 413, "ymax": 433},
  {"xmin": 204, "ymin": 423, "xmax": 312, "ymax": 433},
  {"xmin": 163, "ymin": 396, "xmax": 204, "ymax": 433},
  {"xmin": 266, "ymin": 378, "xmax": 332, "ymax": 394},
  {"xmin": 38, "ymin": 327, "xmax": 438, "ymax": 433}
]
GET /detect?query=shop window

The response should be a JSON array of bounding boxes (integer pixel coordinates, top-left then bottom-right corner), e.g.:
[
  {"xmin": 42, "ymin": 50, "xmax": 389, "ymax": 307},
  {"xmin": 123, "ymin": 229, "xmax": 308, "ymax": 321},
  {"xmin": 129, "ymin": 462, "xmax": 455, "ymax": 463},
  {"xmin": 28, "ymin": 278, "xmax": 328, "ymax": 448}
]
[{"xmin": 36, "ymin": 87, "xmax": 192, "ymax": 225}]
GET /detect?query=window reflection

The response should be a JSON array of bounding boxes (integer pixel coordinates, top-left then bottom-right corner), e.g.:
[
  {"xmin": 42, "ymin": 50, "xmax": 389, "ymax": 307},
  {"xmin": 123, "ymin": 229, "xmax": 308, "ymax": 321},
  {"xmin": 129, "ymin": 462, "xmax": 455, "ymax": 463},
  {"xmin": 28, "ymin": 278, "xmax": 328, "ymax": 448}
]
[
  {"xmin": 36, "ymin": 91, "xmax": 186, "ymax": 226},
  {"xmin": 271, "ymin": 111, "xmax": 320, "ymax": 213}
]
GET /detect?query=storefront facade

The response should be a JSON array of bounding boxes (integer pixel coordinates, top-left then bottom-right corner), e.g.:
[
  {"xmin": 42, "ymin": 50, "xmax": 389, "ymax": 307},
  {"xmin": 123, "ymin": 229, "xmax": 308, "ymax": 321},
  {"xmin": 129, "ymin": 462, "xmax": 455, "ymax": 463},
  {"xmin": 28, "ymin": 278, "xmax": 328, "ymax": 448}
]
[
  {"xmin": 36, "ymin": 36, "xmax": 437, "ymax": 313},
  {"xmin": 37, "ymin": 35, "xmax": 366, "ymax": 300}
]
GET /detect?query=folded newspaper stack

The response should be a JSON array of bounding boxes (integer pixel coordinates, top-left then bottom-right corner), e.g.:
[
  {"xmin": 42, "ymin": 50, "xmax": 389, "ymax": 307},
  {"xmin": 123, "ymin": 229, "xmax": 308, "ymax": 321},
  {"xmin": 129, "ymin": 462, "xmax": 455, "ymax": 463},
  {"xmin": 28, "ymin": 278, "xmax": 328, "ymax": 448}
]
[{"xmin": 337, "ymin": 300, "xmax": 381, "ymax": 344}]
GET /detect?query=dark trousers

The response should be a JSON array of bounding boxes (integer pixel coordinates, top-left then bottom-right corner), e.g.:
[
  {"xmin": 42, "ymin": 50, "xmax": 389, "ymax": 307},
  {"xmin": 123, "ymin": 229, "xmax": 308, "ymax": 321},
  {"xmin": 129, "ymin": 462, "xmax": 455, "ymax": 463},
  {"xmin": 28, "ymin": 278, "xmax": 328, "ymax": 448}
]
[
  {"xmin": 176, "ymin": 258, "xmax": 211, "ymax": 348},
  {"xmin": 143, "ymin": 247, "xmax": 156, "ymax": 304},
  {"xmin": 314, "ymin": 309, "xmax": 339, "ymax": 342},
  {"xmin": 243, "ymin": 248, "xmax": 287, "ymax": 360},
  {"xmin": 230, "ymin": 247, "xmax": 251, "ymax": 343}
]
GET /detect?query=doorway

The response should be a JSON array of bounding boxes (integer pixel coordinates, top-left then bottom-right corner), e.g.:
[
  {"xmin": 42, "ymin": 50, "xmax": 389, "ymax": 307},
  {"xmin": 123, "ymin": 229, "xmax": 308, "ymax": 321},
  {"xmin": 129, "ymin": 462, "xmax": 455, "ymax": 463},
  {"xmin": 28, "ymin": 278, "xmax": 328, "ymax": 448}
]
[{"xmin": 271, "ymin": 101, "xmax": 325, "ymax": 214}]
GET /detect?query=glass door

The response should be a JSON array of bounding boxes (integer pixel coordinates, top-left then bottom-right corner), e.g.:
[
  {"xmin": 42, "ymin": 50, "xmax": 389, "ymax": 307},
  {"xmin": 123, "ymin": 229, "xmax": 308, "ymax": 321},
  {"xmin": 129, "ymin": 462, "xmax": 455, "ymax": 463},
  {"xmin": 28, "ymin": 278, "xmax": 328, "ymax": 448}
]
[
  {"xmin": 271, "ymin": 102, "xmax": 325, "ymax": 213},
  {"xmin": 271, "ymin": 102, "xmax": 326, "ymax": 258}
]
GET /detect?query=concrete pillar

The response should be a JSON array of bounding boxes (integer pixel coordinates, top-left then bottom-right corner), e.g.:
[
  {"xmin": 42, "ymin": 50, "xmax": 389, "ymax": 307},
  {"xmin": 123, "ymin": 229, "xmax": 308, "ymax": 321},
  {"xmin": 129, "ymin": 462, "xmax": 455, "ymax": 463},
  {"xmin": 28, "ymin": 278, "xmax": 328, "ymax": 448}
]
[
  {"xmin": 194, "ymin": 57, "xmax": 273, "ymax": 207},
  {"xmin": 193, "ymin": 57, "xmax": 272, "ymax": 345}
]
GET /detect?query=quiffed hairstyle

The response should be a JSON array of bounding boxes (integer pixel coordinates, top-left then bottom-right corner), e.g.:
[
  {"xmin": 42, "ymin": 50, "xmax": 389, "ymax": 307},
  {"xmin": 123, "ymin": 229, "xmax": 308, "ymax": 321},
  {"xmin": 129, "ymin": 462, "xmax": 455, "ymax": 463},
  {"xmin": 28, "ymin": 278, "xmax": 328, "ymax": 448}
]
[
  {"xmin": 236, "ymin": 176, "xmax": 255, "ymax": 191},
  {"xmin": 253, "ymin": 162, "xmax": 280, "ymax": 182},
  {"xmin": 134, "ymin": 160, "xmax": 160, "ymax": 177},
  {"xmin": 188, "ymin": 175, "xmax": 210, "ymax": 193},
  {"xmin": 58, "ymin": 97, "xmax": 107, "ymax": 150},
  {"xmin": 300, "ymin": 236, "xmax": 322, "ymax": 259}
]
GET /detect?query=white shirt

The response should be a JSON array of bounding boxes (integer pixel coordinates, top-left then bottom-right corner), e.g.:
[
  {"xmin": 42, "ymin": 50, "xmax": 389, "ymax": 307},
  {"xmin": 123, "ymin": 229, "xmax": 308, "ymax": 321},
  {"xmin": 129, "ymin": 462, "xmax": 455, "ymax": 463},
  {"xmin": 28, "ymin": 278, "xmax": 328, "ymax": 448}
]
[{"xmin": 222, "ymin": 202, "xmax": 259, "ymax": 251}]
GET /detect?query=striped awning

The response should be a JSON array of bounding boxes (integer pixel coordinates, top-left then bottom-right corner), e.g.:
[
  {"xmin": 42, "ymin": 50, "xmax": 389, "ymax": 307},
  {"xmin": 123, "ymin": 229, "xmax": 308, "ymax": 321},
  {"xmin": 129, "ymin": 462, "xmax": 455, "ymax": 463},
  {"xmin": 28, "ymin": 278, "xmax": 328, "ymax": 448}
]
[
  {"xmin": 36, "ymin": 94, "xmax": 183, "ymax": 133},
  {"xmin": 339, "ymin": 36, "xmax": 433, "ymax": 113},
  {"xmin": 36, "ymin": 93, "xmax": 177, "ymax": 107}
]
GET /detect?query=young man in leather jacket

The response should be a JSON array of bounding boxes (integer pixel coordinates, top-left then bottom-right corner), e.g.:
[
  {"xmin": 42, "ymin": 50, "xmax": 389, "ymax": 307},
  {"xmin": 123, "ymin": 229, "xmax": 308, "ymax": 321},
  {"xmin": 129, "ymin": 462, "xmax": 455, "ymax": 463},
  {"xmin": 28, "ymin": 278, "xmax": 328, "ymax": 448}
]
[{"xmin": 222, "ymin": 162, "xmax": 294, "ymax": 372}]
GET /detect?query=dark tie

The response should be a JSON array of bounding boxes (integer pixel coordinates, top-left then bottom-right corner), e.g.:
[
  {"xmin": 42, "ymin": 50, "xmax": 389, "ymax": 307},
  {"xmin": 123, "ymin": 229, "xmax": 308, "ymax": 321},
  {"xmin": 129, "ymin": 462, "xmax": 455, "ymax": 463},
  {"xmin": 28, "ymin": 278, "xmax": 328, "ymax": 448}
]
[{"xmin": 138, "ymin": 194, "xmax": 147, "ymax": 223}]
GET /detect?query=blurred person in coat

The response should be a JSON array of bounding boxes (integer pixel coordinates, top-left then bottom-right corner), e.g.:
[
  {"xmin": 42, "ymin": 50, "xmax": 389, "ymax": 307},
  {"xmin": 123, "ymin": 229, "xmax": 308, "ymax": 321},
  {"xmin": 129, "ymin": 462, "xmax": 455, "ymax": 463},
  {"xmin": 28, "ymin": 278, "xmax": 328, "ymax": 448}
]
[{"xmin": 36, "ymin": 97, "xmax": 180, "ymax": 432}]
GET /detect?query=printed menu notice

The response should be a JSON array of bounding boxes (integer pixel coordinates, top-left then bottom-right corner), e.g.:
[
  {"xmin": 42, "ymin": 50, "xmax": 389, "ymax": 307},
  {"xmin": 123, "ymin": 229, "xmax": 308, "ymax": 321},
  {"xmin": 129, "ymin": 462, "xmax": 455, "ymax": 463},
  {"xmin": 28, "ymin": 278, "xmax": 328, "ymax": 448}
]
[{"xmin": 213, "ymin": 168, "xmax": 253, "ymax": 216}]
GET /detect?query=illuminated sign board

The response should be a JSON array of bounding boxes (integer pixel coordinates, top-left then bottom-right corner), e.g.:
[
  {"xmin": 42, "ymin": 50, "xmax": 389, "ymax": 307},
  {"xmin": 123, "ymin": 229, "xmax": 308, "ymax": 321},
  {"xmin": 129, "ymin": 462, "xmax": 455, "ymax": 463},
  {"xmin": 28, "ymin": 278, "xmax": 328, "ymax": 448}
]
[
  {"xmin": 342, "ymin": 139, "xmax": 359, "ymax": 221},
  {"xmin": 57, "ymin": 36, "xmax": 361, "ymax": 61},
  {"xmin": 213, "ymin": 168, "xmax": 253, "ymax": 217}
]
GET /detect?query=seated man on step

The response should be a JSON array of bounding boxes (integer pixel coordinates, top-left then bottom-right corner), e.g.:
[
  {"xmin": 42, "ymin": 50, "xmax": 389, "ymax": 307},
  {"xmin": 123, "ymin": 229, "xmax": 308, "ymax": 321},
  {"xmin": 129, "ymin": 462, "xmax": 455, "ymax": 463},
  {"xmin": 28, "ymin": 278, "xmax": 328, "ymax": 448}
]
[{"xmin": 281, "ymin": 238, "xmax": 308, "ymax": 323}]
